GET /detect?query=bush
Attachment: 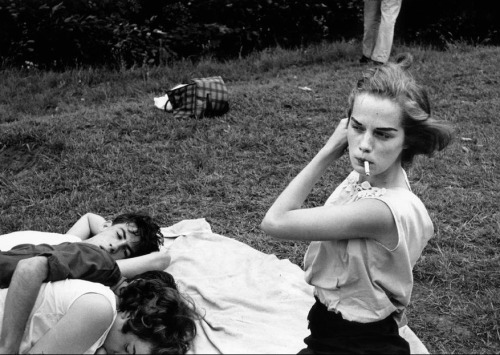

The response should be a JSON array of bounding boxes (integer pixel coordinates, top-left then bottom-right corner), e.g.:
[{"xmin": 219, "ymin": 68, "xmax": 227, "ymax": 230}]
[
  {"xmin": 397, "ymin": 0, "xmax": 499, "ymax": 46},
  {"xmin": 0, "ymin": 0, "xmax": 497, "ymax": 69},
  {"xmin": 0, "ymin": 0, "xmax": 115, "ymax": 68},
  {"xmin": 187, "ymin": 0, "xmax": 333, "ymax": 58},
  {"xmin": 0, "ymin": 0, "xmax": 197, "ymax": 68}
]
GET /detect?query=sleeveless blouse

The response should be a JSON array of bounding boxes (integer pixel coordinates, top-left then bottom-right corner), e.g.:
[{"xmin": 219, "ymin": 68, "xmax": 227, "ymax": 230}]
[{"xmin": 304, "ymin": 170, "xmax": 433, "ymax": 325}]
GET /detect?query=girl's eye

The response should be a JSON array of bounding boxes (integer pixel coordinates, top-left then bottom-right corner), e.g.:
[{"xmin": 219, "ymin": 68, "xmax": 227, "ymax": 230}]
[
  {"xmin": 375, "ymin": 131, "xmax": 391, "ymax": 139},
  {"xmin": 351, "ymin": 123, "xmax": 363, "ymax": 131}
]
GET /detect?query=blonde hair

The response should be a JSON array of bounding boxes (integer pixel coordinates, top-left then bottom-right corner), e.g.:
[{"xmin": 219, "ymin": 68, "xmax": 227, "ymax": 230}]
[{"xmin": 347, "ymin": 53, "xmax": 453, "ymax": 165}]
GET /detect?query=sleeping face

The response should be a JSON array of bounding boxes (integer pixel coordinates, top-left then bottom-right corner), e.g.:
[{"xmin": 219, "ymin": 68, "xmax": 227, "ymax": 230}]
[
  {"xmin": 102, "ymin": 311, "xmax": 152, "ymax": 354},
  {"xmin": 82, "ymin": 222, "xmax": 141, "ymax": 260}
]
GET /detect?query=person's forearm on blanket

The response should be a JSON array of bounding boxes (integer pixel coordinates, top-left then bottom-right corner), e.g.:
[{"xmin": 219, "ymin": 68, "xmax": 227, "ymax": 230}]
[
  {"xmin": 116, "ymin": 250, "xmax": 171, "ymax": 278},
  {"xmin": 0, "ymin": 257, "xmax": 48, "ymax": 354},
  {"xmin": 66, "ymin": 213, "xmax": 106, "ymax": 240}
]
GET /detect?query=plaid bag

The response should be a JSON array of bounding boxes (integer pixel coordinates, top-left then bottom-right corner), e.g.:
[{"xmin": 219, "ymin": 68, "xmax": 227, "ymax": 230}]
[{"xmin": 166, "ymin": 76, "xmax": 229, "ymax": 119}]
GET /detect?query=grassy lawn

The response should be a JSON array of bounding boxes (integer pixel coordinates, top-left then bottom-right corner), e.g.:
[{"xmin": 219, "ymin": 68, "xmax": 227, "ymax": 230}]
[{"xmin": 1, "ymin": 41, "xmax": 499, "ymax": 353}]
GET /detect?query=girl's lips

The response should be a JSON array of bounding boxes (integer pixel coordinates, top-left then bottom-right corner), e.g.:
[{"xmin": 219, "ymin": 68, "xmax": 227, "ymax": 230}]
[{"xmin": 357, "ymin": 158, "xmax": 370, "ymax": 165}]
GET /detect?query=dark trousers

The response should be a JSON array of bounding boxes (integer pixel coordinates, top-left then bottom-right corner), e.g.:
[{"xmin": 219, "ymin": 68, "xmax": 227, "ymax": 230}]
[{"xmin": 298, "ymin": 298, "xmax": 410, "ymax": 354}]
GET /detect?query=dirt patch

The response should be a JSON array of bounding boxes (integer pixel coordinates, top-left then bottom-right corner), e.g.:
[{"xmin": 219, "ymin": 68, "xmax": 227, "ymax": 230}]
[
  {"xmin": 0, "ymin": 140, "xmax": 64, "ymax": 174},
  {"xmin": 0, "ymin": 144, "xmax": 40, "ymax": 174}
]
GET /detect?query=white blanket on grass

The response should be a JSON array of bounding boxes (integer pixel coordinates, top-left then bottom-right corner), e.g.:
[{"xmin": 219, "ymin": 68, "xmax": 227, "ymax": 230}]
[
  {"xmin": 0, "ymin": 220, "xmax": 428, "ymax": 354},
  {"xmin": 162, "ymin": 218, "xmax": 429, "ymax": 354}
]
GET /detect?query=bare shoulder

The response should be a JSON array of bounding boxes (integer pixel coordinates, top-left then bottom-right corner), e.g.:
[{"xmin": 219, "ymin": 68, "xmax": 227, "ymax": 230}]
[
  {"xmin": 27, "ymin": 292, "xmax": 115, "ymax": 354},
  {"xmin": 68, "ymin": 292, "xmax": 115, "ymax": 332},
  {"xmin": 72, "ymin": 293, "xmax": 114, "ymax": 320}
]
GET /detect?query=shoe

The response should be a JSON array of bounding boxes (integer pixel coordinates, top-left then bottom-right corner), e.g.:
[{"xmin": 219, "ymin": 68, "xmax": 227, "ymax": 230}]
[
  {"xmin": 360, "ymin": 55, "xmax": 385, "ymax": 66},
  {"xmin": 359, "ymin": 55, "xmax": 371, "ymax": 64}
]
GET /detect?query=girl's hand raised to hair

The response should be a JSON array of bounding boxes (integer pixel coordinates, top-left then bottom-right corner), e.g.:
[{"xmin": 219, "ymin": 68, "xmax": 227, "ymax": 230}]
[{"xmin": 321, "ymin": 118, "xmax": 349, "ymax": 161}]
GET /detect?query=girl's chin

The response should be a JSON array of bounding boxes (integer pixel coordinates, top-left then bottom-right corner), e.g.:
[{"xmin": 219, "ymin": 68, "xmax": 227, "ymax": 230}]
[{"xmin": 353, "ymin": 165, "xmax": 370, "ymax": 176}]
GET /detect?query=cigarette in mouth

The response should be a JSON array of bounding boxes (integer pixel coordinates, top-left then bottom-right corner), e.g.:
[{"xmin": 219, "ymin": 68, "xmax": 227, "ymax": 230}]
[{"xmin": 364, "ymin": 161, "xmax": 370, "ymax": 176}]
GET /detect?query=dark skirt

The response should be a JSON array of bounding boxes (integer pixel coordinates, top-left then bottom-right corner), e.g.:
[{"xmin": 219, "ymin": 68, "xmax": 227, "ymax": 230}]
[{"xmin": 298, "ymin": 298, "xmax": 410, "ymax": 354}]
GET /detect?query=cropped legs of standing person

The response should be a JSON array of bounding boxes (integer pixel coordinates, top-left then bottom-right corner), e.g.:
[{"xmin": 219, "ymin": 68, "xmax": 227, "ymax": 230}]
[{"xmin": 361, "ymin": 0, "xmax": 402, "ymax": 64}]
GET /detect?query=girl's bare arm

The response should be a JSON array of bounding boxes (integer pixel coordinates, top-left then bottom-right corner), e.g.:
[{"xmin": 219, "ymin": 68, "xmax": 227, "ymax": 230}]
[{"xmin": 28, "ymin": 293, "xmax": 114, "ymax": 354}]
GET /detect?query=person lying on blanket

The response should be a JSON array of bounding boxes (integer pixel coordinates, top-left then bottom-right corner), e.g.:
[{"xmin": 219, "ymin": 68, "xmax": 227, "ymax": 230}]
[
  {"xmin": 0, "ymin": 270, "xmax": 197, "ymax": 354},
  {"xmin": 0, "ymin": 212, "xmax": 170, "ymax": 354}
]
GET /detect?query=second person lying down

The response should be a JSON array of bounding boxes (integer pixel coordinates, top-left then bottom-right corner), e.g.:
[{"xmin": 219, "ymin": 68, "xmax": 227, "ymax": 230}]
[{"xmin": 0, "ymin": 270, "xmax": 198, "ymax": 354}]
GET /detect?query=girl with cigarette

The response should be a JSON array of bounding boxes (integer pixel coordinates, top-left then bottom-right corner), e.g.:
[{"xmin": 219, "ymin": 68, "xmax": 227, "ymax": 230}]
[{"xmin": 261, "ymin": 53, "xmax": 452, "ymax": 354}]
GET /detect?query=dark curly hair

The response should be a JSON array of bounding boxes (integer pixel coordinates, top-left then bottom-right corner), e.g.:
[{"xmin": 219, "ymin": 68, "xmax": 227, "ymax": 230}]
[
  {"xmin": 347, "ymin": 53, "xmax": 453, "ymax": 165},
  {"xmin": 112, "ymin": 212, "xmax": 164, "ymax": 257},
  {"xmin": 118, "ymin": 271, "xmax": 198, "ymax": 354},
  {"xmin": 127, "ymin": 270, "xmax": 177, "ymax": 290}
]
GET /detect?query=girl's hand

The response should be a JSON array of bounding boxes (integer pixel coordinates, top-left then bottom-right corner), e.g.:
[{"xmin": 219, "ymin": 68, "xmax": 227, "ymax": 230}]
[{"xmin": 321, "ymin": 118, "xmax": 349, "ymax": 160}]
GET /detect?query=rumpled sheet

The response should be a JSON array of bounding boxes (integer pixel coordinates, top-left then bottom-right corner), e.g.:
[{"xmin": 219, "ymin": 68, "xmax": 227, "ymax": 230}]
[
  {"xmin": 0, "ymin": 220, "xmax": 429, "ymax": 354},
  {"xmin": 161, "ymin": 218, "xmax": 429, "ymax": 354}
]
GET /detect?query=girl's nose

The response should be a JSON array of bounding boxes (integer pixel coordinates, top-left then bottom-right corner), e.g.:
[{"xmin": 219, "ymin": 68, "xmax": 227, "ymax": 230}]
[{"xmin": 359, "ymin": 133, "xmax": 373, "ymax": 152}]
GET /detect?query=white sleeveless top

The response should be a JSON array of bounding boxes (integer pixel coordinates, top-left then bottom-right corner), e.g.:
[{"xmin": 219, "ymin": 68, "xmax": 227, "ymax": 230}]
[
  {"xmin": 304, "ymin": 171, "xmax": 433, "ymax": 325},
  {"xmin": 0, "ymin": 279, "xmax": 117, "ymax": 354}
]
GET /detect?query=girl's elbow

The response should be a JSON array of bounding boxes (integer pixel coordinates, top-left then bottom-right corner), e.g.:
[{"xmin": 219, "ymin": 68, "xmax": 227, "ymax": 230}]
[
  {"xmin": 154, "ymin": 251, "xmax": 171, "ymax": 270},
  {"xmin": 260, "ymin": 215, "xmax": 284, "ymax": 239},
  {"xmin": 260, "ymin": 213, "xmax": 273, "ymax": 233},
  {"xmin": 260, "ymin": 218, "xmax": 271, "ymax": 235}
]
